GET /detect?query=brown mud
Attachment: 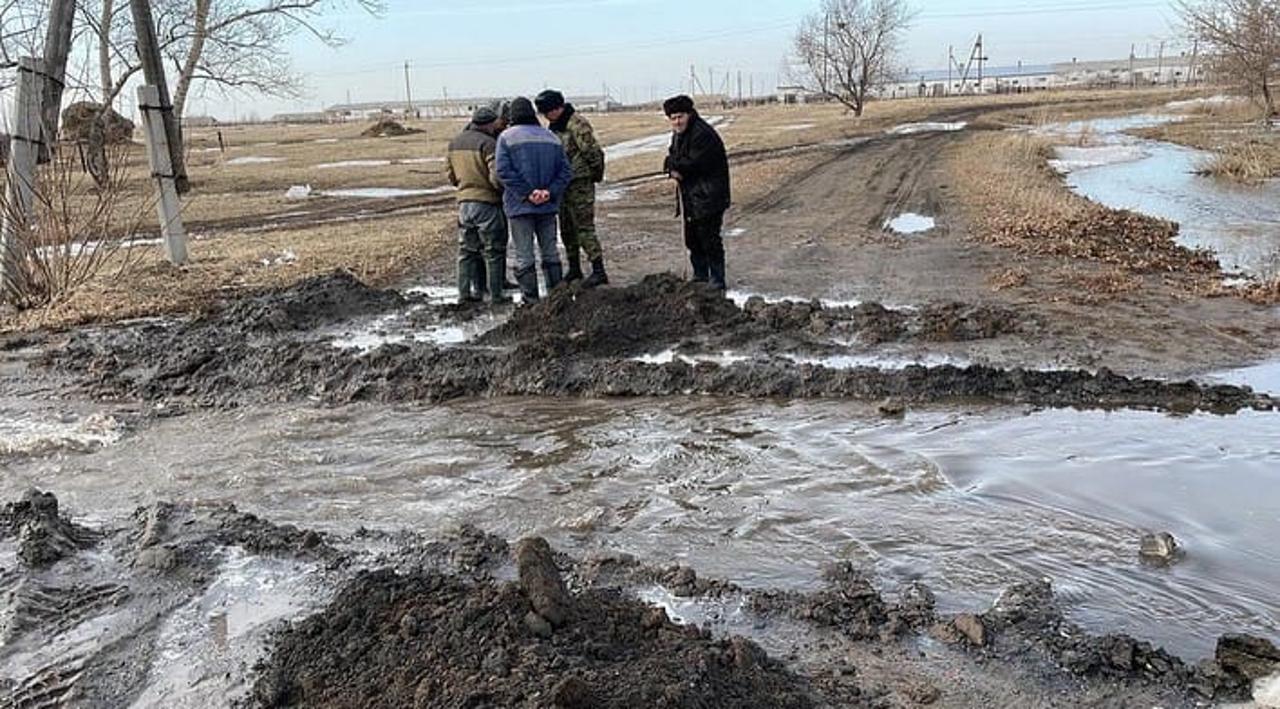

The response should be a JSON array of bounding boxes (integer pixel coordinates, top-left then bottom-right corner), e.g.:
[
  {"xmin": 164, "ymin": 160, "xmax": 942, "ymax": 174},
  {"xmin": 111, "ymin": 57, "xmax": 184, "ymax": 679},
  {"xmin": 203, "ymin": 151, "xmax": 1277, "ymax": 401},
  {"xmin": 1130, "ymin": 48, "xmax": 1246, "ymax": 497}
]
[
  {"xmin": 4, "ymin": 492, "xmax": 1274, "ymax": 709},
  {"xmin": 31, "ymin": 272, "xmax": 1276, "ymax": 414}
]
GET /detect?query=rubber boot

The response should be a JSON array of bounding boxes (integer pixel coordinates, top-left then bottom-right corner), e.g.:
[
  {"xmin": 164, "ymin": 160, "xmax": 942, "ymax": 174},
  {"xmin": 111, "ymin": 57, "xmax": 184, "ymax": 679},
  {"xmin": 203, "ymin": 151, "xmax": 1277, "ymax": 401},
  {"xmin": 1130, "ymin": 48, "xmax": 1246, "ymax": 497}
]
[
  {"xmin": 487, "ymin": 253, "xmax": 510, "ymax": 305},
  {"xmin": 689, "ymin": 253, "xmax": 709, "ymax": 283},
  {"xmin": 457, "ymin": 259, "xmax": 482, "ymax": 302},
  {"xmin": 564, "ymin": 254, "xmax": 584, "ymax": 282},
  {"xmin": 583, "ymin": 257, "xmax": 609, "ymax": 288},
  {"xmin": 515, "ymin": 266, "xmax": 540, "ymax": 303},
  {"xmin": 708, "ymin": 256, "xmax": 727, "ymax": 291},
  {"xmin": 543, "ymin": 261, "xmax": 564, "ymax": 291},
  {"xmin": 472, "ymin": 260, "xmax": 488, "ymax": 298}
]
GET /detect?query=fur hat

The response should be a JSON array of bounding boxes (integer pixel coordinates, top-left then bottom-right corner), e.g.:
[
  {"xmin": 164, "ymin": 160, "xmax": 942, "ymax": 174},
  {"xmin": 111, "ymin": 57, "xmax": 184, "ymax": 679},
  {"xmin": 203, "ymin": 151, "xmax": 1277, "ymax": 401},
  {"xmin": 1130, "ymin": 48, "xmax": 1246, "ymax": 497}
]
[
  {"xmin": 471, "ymin": 105, "xmax": 499, "ymax": 126},
  {"xmin": 663, "ymin": 94, "xmax": 696, "ymax": 116}
]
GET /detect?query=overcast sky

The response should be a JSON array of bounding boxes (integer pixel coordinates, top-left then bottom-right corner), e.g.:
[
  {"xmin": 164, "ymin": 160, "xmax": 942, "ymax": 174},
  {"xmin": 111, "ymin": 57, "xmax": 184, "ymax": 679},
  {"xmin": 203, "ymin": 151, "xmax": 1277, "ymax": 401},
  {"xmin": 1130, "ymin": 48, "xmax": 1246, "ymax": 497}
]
[{"xmin": 6, "ymin": 0, "xmax": 1189, "ymax": 121}]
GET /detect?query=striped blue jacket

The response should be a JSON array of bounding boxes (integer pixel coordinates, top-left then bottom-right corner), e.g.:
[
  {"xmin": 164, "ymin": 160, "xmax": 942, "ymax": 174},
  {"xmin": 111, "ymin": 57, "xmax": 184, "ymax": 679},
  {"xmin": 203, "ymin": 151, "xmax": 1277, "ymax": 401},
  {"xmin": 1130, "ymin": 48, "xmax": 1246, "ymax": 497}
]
[{"xmin": 495, "ymin": 124, "xmax": 574, "ymax": 218}]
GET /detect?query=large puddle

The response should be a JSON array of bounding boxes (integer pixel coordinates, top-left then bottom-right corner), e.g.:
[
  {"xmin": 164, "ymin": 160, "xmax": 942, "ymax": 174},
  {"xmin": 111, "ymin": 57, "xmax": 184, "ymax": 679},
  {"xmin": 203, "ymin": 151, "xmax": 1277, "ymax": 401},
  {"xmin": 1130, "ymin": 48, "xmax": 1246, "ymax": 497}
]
[
  {"xmin": 3, "ymin": 397, "xmax": 1277, "ymax": 660},
  {"xmin": 1044, "ymin": 113, "xmax": 1280, "ymax": 280}
]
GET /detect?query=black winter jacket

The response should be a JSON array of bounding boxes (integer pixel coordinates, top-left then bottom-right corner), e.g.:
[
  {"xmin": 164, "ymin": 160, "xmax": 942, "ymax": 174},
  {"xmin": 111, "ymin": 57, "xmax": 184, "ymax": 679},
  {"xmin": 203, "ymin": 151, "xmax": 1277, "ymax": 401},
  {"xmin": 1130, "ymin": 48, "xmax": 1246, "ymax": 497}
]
[{"xmin": 664, "ymin": 114, "xmax": 730, "ymax": 220}]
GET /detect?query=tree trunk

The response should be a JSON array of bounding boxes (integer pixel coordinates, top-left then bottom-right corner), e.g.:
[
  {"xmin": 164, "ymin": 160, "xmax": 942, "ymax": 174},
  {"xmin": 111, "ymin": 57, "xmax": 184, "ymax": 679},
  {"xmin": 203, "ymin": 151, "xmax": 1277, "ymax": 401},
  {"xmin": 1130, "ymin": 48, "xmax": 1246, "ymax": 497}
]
[
  {"xmin": 172, "ymin": 0, "xmax": 211, "ymax": 121},
  {"xmin": 1262, "ymin": 78, "xmax": 1275, "ymax": 121},
  {"xmin": 99, "ymin": 0, "xmax": 114, "ymax": 104}
]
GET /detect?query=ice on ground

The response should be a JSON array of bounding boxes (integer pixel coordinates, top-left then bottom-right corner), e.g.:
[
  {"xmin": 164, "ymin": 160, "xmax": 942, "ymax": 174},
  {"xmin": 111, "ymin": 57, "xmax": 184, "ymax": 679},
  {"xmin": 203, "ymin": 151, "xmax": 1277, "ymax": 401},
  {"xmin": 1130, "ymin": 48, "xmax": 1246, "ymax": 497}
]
[
  {"xmin": 285, "ymin": 185, "xmax": 313, "ymax": 200},
  {"xmin": 36, "ymin": 237, "xmax": 164, "ymax": 260},
  {"xmin": 225, "ymin": 156, "xmax": 283, "ymax": 165},
  {"xmin": 887, "ymin": 122, "xmax": 967, "ymax": 135},
  {"xmin": 1254, "ymin": 671, "xmax": 1280, "ymax": 708},
  {"xmin": 1164, "ymin": 95, "xmax": 1235, "ymax": 111},
  {"xmin": 780, "ymin": 123, "xmax": 817, "ymax": 131},
  {"xmin": 1049, "ymin": 145, "xmax": 1149, "ymax": 173},
  {"xmin": 314, "ymin": 138, "xmax": 340, "ymax": 144},
  {"xmin": 725, "ymin": 227, "xmax": 747, "ymax": 237},
  {"xmin": 883, "ymin": 213, "xmax": 936, "ymax": 234},
  {"xmin": 317, "ymin": 159, "xmax": 391, "ymax": 169},
  {"xmin": 605, "ymin": 115, "xmax": 727, "ymax": 162},
  {"xmin": 786, "ymin": 352, "xmax": 968, "ymax": 370},
  {"xmin": 726, "ymin": 290, "xmax": 863, "ymax": 309},
  {"xmin": 402, "ymin": 157, "xmax": 445, "ymax": 164},
  {"xmin": 261, "ymin": 249, "xmax": 298, "ymax": 267},
  {"xmin": 329, "ymin": 309, "xmax": 510, "ymax": 352},
  {"xmin": 320, "ymin": 186, "xmax": 454, "ymax": 199},
  {"xmin": 631, "ymin": 348, "xmax": 751, "ymax": 366},
  {"xmin": 0, "ymin": 412, "xmax": 124, "ymax": 458},
  {"xmin": 597, "ymin": 186, "xmax": 631, "ymax": 202},
  {"xmin": 1207, "ymin": 359, "xmax": 1280, "ymax": 395},
  {"xmin": 636, "ymin": 585, "xmax": 749, "ymax": 627}
]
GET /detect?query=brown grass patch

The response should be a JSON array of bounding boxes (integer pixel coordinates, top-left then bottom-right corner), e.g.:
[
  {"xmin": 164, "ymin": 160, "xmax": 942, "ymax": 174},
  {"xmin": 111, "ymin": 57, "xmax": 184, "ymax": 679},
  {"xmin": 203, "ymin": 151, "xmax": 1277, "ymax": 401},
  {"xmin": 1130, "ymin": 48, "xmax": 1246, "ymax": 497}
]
[
  {"xmin": 950, "ymin": 132, "xmax": 1219, "ymax": 278},
  {"xmin": 987, "ymin": 267, "xmax": 1029, "ymax": 291},
  {"xmin": 1241, "ymin": 277, "xmax": 1280, "ymax": 305},
  {"xmin": 1196, "ymin": 139, "xmax": 1280, "ymax": 184}
]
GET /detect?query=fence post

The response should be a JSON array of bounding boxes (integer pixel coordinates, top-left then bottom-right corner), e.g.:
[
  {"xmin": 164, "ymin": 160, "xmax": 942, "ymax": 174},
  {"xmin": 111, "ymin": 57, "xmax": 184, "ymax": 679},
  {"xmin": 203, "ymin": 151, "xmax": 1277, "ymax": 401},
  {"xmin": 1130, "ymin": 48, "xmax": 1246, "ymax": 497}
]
[
  {"xmin": 137, "ymin": 85, "xmax": 187, "ymax": 266},
  {"xmin": 1, "ymin": 57, "xmax": 47, "ymax": 303}
]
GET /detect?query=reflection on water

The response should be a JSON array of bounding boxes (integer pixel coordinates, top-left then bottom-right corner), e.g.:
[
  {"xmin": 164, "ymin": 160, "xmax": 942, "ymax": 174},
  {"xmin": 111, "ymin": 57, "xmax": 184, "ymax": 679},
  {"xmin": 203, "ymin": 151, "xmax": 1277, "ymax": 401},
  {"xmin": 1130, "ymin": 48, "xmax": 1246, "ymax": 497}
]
[
  {"xmin": 3, "ymin": 397, "xmax": 1277, "ymax": 659},
  {"xmin": 1044, "ymin": 114, "xmax": 1280, "ymax": 280}
]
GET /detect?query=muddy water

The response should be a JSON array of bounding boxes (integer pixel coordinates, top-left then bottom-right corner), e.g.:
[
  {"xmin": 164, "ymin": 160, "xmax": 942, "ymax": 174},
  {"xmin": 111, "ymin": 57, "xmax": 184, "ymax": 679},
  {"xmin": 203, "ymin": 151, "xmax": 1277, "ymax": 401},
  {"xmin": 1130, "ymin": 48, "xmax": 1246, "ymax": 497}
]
[
  {"xmin": 4, "ymin": 396, "xmax": 1277, "ymax": 659},
  {"xmin": 1046, "ymin": 114, "xmax": 1280, "ymax": 280}
]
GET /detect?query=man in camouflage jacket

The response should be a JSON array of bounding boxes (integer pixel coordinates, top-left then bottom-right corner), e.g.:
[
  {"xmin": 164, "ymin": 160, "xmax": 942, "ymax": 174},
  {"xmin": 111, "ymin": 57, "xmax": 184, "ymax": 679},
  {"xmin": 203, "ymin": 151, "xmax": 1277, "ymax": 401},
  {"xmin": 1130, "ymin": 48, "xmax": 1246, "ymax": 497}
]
[{"xmin": 535, "ymin": 90, "xmax": 608, "ymax": 287}]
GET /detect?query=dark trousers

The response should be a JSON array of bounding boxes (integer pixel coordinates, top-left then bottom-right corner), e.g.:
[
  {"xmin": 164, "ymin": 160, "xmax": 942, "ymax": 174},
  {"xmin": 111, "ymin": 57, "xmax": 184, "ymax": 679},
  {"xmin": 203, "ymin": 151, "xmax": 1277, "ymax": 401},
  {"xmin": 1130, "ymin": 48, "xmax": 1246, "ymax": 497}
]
[{"xmin": 684, "ymin": 211, "xmax": 726, "ymax": 289}]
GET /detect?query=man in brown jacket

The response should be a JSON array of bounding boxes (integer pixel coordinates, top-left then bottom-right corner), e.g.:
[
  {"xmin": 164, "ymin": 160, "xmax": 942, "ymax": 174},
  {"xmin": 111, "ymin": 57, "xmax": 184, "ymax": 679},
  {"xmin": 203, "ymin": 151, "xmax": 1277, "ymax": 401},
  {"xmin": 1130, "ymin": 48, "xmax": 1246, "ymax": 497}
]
[{"xmin": 446, "ymin": 105, "xmax": 508, "ymax": 303}]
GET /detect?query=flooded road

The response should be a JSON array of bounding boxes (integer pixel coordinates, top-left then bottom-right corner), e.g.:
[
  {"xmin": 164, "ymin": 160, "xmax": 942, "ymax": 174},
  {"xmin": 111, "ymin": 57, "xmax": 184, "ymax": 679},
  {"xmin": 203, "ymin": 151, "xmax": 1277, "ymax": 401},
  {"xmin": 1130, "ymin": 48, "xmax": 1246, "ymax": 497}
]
[
  {"xmin": 1045, "ymin": 113, "xmax": 1280, "ymax": 280},
  {"xmin": 4, "ymin": 396, "xmax": 1277, "ymax": 660}
]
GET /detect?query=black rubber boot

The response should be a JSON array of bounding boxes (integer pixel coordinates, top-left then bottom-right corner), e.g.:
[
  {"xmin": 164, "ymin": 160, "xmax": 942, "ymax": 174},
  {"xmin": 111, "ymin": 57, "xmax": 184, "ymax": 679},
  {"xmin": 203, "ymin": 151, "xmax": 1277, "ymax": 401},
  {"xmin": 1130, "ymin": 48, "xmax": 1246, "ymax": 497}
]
[
  {"xmin": 543, "ymin": 261, "xmax": 564, "ymax": 290},
  {"xmin": 457, "ymin": 259, "xmax": 482, "ymax": 302},
  {"xmin": 708, "ymin": 256, "xmax": 727, "ymax": 291},
  {"xmin": 564, "ymin": 255, "xmax": 584, "ymax": 282},
  {"xmin": 583, "ymin": 257, "xmax": 609, "ymax": 288},
  {"xmin": 515, "ymin": 266, "xmax": 540, "ymax": 302},
  {"xmin": 487, "ymin": 253, "xmax": 510, "ymax": 304}
]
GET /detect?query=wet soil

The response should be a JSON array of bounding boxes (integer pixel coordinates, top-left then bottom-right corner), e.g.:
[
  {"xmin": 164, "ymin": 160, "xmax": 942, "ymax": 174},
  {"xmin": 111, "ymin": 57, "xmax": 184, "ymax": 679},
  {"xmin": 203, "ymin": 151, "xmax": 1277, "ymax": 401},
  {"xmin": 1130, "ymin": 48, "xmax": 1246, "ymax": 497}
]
[
  {"xmin": 3, "ymin": 491, "xmax": 1276, "ymax": 708},
  {"xmin": 35, "ymin": 272, "xmax": 1276, "ymax": 414}
]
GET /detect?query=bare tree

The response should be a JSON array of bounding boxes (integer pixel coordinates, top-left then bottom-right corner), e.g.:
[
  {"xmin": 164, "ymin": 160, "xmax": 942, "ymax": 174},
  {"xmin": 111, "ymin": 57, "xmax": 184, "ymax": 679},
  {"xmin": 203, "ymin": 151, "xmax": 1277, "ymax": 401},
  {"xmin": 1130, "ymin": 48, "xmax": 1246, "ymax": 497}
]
[
  {"xmin": 2, "ymin": 0, "xmax": 383, "ymax": 119},
  {"xmin": 793, "ymin": 0, "xmax": 915, "ymax": 116},
  {"xmin": 1180, "ymin": 0, "xmax": 1280, "ymax": 117}
]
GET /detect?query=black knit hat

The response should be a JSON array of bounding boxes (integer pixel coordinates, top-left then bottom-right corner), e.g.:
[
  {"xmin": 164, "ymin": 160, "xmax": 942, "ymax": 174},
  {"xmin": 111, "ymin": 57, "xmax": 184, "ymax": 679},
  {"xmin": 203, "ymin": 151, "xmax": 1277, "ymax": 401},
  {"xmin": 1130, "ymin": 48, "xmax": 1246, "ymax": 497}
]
[
  {"xmin": 663, "ymin": 94, "xmax": 695, "ymax": 116},
  {"xmin": 534, "ymin": 89, "xmax": 566, "ymax": 114},
  {"xmin": 510, "ymin": 97, "xmax": 539, "ymax": 126}
]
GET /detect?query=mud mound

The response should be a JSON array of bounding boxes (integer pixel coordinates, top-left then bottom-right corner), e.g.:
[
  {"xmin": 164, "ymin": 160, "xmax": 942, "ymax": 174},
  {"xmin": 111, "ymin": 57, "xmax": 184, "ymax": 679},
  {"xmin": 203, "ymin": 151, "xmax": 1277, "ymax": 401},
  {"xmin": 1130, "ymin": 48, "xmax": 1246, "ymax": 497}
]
[
  {"xmin": 482, "ymin": 274, "xmax": 747, "ymax": 357},
  {"xmin": 60, "ymin": 102, "xmax": 135, "ymax": 144},
  {"xmin": 1, "ymin": 490, "xmax": 99, "ymax": 568},
  {"xmin": 210, "ymin": 270, "xmax": 405, "ymax": 334},
  {"xmin": 250, "ymin": 544, "xmax": 822, "ymax": 709},
  {"xmin": 360, "ymin": 118, "xmax": 422, "ymax": 138}
]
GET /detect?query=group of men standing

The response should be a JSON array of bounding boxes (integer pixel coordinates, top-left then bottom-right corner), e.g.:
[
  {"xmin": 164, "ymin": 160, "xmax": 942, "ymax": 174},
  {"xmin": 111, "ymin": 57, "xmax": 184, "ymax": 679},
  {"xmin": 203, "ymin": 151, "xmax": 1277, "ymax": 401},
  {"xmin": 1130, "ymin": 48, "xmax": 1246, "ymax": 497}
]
[{"xmin": 445, "ymin": 91, "xmax": 730, "ymax": 304}]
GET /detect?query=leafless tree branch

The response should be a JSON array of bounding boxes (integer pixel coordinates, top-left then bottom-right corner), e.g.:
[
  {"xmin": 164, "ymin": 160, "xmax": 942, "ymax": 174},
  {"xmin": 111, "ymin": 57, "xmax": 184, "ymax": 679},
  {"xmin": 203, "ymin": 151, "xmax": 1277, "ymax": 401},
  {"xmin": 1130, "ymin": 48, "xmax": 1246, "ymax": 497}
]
[{"xmin": 792, "ymin": 0, "xmax": 915, "ymax": 116}]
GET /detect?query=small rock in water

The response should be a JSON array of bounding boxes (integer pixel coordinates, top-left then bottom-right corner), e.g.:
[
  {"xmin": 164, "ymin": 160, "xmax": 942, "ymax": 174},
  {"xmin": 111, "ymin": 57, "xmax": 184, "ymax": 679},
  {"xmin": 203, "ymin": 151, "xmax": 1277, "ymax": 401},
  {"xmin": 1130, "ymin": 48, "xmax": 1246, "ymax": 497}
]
[
  {"xmin": 953, "ymin": 613, "xmax": 987, "ymax": 647},
  {"xmin": 1139, "ymin": 531, "xmax": 1183, "ymax": 565},
  {"xmin": 877, "ymin": 398, "xmax": 907, "ymax": 418},
  {"xmin": 514, "ymin": 537, "xmax": 572, "ymax": 626}
]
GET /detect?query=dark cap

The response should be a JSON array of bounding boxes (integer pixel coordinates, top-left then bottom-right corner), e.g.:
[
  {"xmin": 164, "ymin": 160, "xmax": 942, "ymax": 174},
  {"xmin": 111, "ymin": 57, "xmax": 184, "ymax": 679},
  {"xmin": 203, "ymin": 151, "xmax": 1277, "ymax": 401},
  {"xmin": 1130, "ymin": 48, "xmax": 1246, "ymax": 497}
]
[
  {"xmin": 663, "ymin": 94, "xmax": 695, "ymax": 116},
  {"xmin": 510, "ymin": 97, "xmax": 539, "ymax": 126},
  {"xmin": 534, "ymin": 89, "xmax": 566, "ymax": 114},
  {"xmin": 471, "ymin": 105, "xmax": 499, "ymax": 126}
]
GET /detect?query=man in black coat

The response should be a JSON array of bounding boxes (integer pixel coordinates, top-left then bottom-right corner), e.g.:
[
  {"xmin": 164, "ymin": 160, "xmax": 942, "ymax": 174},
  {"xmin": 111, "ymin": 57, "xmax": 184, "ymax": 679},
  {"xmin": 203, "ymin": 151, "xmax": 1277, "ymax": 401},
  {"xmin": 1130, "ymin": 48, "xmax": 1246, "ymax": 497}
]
[{"xmin": 663, "ymin": 95, "xmax": 731, "ymax": 289}]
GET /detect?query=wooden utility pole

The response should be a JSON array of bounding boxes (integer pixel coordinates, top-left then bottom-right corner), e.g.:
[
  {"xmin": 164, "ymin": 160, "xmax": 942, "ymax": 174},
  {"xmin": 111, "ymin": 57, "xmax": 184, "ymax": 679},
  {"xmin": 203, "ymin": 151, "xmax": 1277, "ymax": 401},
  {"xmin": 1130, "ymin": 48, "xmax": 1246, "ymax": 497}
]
[
  {"xmin": 1130, "ymin": 44, "xmax": 1136, "ymax": 89},
  {"xmin": 403, "ymin": 61, "xmax": 414, "ymax": 114},
  {"xmin": 36, "ymin": 0, "xmax": 75, "ymax": 163},
  {"xmin": 130, "ymin": 0, "xmax": 190, "ymax": 194},
  {"xmin": 137, "ymin": 85, "xmax": 188, "ymax": 265},
  {"xmin": 2, "ymin": 58, "xmax": 46, "ymax": 301}
]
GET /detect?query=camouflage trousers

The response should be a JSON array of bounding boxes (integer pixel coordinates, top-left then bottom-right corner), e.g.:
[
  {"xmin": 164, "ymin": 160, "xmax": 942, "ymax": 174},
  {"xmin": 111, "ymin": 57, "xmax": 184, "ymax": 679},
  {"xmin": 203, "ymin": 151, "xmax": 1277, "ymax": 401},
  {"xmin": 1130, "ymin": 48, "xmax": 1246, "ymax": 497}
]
[{"xmin": 558, "ymin": 179, "xmax": 603, "ymax": 262}]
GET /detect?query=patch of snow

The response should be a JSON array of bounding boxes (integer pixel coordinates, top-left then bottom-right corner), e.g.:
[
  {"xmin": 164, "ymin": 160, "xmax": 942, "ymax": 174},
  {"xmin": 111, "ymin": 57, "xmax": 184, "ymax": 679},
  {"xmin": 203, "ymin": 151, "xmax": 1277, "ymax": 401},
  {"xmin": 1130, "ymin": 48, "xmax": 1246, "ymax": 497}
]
[
  {"xmin": 597, "ymin": 186, "xmax": 631, "ymax": 202},
  {"xmin": 780, "ymin": 123, "xmax": 817, "ymax": 131},
  {"xmin": 313, "ymin": 138, "xmax": 340, "ymax": 144},
  {"xmin": 725, "ymin": 227, "xmax": 747, "ymax": 237},
  {"xmin": 402, "ymin": 157, "xmax": 445, "ymax": 164},
  {"xmin": 317, "ymin": 159, "xmax": 391, "ymax": 169},
  {"xmin": 260, "ymin": 249, "xmax": 297, "ymax": 267},
  {"xmin": 285, "ymin": 185, "xmax": 313, "ymax": 200},
  {"xmin": 887, "ymin": 121, "xmax": 967, "ymax": 136},
  {"xmin": 1164, "ymin": 95, "xmax": 1235, "ymax": 111},
  {"xmin": 631, "ymin": 348, "xmax": 750, "ymax": 366},
  {"xmin": 319, "ymin": 186, "xmax": 454, "ymax": 199},
  {"xmin": 225, "ymin": 156, "xmax": 284, "ymax": 165},
  {"xmin": 1254, "ymin": 671, "xmax": 1280, "ymax": 708},
  {"xmin": 1049, "ymin": 144, "xmax": 1149, "ymax": 173},
  {"xmin": 786, "ymin": 352, "xmax": 967, "ymax": 370},
  {"xmin": 605, "ymin": 115, "xmax": 727, "ymax": 162},
  {"xmin": 883, "ymin": 213, "xmax": 935, "ymax": 234},
  {"xmin": 726, "ymin": 290, "xmax": 863, "ymax": 309}
]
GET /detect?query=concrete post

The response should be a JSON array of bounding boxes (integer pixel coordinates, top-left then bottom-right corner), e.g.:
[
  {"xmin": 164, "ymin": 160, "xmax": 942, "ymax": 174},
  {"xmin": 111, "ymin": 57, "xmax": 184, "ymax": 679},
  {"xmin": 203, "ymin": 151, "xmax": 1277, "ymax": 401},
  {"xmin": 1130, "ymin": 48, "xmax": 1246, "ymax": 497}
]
[
  {"xmin": 2, "ymin": 58, "xmax": 47, "ymax": 302},
  {"xmin": 137, "ymin": 85, "xmax": 187, "ymax": 266}
]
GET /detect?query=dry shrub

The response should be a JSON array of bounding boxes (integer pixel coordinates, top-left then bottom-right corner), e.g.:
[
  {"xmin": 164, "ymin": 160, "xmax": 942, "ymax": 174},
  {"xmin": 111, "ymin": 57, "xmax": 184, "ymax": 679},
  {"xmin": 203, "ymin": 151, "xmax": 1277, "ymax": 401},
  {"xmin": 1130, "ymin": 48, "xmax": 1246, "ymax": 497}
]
[
  {"xmin": 953, "ymin": 132, "xmax": 1219, "ymax": 276},
  {"xmin": 2, "ymin": 143, "xmax": 153, "ymax": 310},
  {"xmin": 1197, "ymin": 139, "xmax": 1277, "ymax": 183}
]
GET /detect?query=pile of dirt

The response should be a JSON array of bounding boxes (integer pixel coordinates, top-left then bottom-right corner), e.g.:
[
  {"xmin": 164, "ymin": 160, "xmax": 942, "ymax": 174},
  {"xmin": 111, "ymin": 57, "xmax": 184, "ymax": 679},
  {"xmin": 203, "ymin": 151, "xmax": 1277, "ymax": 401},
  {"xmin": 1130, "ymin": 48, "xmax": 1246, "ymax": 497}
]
[
  {"xmin": 481, "ymin": 274, "xmax": 747, "ymax": 358},
  {"xmin": 360, "ymin": 118, "xmax": 422, "ymax": 138},
  {"xmin": 250, "ymin": 538, "xmax": 824, "ymax": 709},
  {"xmin": 59, "ymin": 102, "xmax": 136, "ymax": 144},
  {"xmin": 1, "ymin": 489, "xmax": 99, "ymax": 568},
  {"xmin": 208, "ymin": 270, "xmax": 405, "ymax": 335}
]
